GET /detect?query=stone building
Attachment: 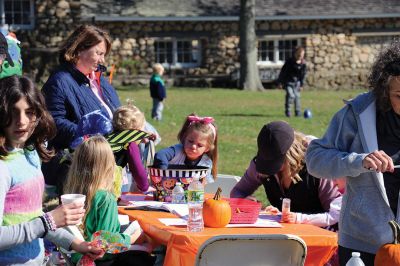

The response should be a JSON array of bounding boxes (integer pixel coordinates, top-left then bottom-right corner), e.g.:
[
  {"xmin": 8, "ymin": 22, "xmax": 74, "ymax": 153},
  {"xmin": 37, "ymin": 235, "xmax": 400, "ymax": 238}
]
[{"xmin": 2, "ymin": 0, "xmax": 400, "ymax": 89}]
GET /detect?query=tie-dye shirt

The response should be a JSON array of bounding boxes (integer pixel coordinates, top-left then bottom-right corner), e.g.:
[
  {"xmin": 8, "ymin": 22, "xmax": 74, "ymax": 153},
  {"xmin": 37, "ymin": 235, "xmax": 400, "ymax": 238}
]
[{"xmin": 0, "ymin": 148, "xmax": 74, "ymax": 265}]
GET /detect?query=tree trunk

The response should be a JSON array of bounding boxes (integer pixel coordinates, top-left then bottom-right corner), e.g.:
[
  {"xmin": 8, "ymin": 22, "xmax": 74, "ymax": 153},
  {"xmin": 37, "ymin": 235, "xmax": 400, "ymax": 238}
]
[{"xmin": 239, "ymin": 0, "xmax": 264, "ymax": 91}]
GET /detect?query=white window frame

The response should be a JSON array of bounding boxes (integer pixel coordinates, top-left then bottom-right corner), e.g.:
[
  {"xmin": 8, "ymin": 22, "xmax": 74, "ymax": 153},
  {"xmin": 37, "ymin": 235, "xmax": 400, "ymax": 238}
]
[
  {"xmin": 154, "ymin": 38, "xmax": 201, "ymax": 68},
  {"xmin": 257, "ymin": 37, "xmax": 302, "ymax": 67},
  {"xmin": 154, "ymin": 39, "xmax": 173, "ymax": 66},
  {"xmin": 1, "ymin": 0, "xmax": 34, "ymax": 30}
]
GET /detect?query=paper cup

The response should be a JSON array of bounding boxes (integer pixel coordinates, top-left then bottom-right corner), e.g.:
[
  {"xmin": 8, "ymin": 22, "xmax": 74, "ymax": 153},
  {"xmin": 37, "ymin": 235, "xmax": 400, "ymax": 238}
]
[
  {"xmin": 61, "ymin": 194, "xmax": 86, "ymax": 205},
  {"xmin": 61, "ymin": 194, "xmax": 86, "ymax": 224}
]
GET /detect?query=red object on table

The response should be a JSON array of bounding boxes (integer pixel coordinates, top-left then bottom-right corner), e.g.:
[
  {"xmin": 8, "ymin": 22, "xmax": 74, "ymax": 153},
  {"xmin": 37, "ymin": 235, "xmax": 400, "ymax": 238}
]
[
  {"xmin": 228, "ymin": 198, "xmax": 261, "ymax": 224},
  {"xmin": 119, "ymin": 208, "xmax": 338, "ymax": 266}
]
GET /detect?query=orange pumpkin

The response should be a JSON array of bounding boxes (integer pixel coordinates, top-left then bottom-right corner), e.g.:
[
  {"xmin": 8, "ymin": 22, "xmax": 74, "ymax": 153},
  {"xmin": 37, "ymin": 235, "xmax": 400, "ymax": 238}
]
[
  {"xmin": 375, "ymin": 220, "xmax": 400, "ymax": 266},
  {"xmin": 203, "ymin": 187, "xmax": 231, "ymax": 228}
]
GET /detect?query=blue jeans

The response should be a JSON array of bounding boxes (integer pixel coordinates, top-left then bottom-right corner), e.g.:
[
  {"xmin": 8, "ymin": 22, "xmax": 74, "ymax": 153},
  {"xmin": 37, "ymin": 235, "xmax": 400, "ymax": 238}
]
[
  {"xmin": 284, "ymin": 81, "xmax": 301, "ymax": 115},
  {"xmin": 152, "ymin": 99, "xmax": 164, "ymax": 120}
]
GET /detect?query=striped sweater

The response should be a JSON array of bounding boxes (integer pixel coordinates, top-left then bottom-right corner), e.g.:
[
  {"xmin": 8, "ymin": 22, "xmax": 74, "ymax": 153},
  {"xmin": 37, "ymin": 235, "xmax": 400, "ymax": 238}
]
[{"xmin": 0, "ymin": 148, "xmax": 74, "ymax": 265}]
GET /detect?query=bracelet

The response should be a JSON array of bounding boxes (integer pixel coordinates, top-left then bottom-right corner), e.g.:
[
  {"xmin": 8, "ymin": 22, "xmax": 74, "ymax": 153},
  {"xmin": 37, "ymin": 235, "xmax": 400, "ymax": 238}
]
[
  {"xmin": 39, "ymin": 216, "xmax": 49, "ymax": 237},
  {"xmin": 43, "ymin": 212, "xmax": 57, "ymax": 231}
]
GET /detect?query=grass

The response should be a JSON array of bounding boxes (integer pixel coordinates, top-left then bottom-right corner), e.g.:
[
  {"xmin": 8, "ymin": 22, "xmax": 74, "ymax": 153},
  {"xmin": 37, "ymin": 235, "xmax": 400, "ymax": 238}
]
[{"xmin": 117, "ymin": 86, "xmax": 364, "ymax": 205}]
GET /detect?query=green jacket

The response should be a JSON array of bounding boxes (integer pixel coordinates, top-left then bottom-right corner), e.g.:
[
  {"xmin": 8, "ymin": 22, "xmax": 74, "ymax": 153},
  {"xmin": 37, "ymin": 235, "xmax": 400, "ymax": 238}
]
[{"xmin": 0, "ymin": 36, "xmax": 22, "ymax": 79}]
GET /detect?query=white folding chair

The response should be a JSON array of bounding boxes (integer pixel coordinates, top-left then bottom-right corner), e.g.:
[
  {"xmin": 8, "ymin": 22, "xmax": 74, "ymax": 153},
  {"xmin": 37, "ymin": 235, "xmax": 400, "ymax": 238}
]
[
  {"xmin": 205, "ymin": 174, "xmax": 241, "ymax": 197},
  {"xmin": 195, "ymin": 234, "xmax": 307, "ymax": 266}
]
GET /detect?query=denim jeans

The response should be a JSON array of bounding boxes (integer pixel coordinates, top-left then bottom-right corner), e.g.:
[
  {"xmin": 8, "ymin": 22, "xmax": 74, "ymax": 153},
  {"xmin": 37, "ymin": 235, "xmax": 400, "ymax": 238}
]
[
  {"xmin": 284, "ymin": 81, "xmax": 301, "ymax": 115},
  {"xmin": 152, "ymin": 98, "xmax": 164, "ymax": 120}
]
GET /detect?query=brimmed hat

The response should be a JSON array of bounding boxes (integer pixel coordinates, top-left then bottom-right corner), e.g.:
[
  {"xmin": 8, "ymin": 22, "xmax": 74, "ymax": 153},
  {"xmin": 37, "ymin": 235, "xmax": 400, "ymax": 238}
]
[
  {"xmin": 0, "ymin": 33, "xmax": 14, "ymax": 67},
  {"xmin": 256, "ymin": 121, "xmax": 294, "ymax": 175}
]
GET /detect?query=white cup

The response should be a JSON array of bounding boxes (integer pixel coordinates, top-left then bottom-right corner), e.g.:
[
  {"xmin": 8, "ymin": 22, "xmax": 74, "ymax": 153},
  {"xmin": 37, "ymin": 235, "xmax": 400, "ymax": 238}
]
[
  {"xmin": 61, "ymin": 194, "xmax": 86, "ymax": 205},
  {"xmin": 60, "ymin": 194, "xmax": 86, "ymax": 224}
]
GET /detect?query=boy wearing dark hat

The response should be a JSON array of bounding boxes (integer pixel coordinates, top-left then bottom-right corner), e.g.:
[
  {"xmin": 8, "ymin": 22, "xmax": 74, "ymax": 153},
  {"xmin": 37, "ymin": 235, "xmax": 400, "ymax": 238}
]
[{"xmin": 230, "ymin": 121, "xmax": 341, "ymax": 229}]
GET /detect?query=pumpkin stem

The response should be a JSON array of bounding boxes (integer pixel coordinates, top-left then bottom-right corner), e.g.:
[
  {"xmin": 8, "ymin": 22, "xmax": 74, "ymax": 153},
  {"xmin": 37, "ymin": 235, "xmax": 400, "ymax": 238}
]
[
  {"xmin": 388, "ymin": 220, "xmax": 400, "ymax": 244},
  {"xmin": 213, "ymin": 187, "xmax": 222, "ymax": 200}
]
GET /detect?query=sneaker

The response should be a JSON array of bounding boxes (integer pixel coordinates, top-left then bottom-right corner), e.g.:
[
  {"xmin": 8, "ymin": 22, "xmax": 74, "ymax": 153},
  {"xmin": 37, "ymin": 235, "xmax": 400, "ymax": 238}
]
[
  {"xmin": 295, "ymin": 111, "xmax": 301, "ymax": 117},
  {"xmin": 285, "ymin": 111, "xmax": 291, "ymax": 117}
]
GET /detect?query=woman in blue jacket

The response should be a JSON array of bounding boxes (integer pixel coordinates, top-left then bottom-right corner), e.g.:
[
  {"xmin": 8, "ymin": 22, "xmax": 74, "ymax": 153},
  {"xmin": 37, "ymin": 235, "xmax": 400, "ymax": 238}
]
[
  {"xmin": 41, "ymin": 25, "xmax": 120, "ymax": 193},
  {"xmin": 306, "ymin": 41, "xmax": 400, "ymax": 266}
]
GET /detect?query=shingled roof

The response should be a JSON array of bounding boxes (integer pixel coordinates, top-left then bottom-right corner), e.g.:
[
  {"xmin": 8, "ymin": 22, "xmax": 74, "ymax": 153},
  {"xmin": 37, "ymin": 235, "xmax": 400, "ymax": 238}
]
[{"xmin": 81, "ymin": 0, "xmax": 400, "ymax": 21}]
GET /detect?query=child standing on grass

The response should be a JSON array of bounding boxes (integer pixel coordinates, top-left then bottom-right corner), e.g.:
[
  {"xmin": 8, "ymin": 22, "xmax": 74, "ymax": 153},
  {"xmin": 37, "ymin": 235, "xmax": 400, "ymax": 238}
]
[
  {"xmin": 0, "ymin": 75, "xmax": 103, "ymax": 265},
  {"xmin": 64, "ymin": 135, "xmax": 155, "ymax": 265},
  {"xmin": 153, "ymin": 114, "xmax": 218, "ymax": 184},
  {"xmin": 278, "ymin": 46, "xmax": 307, "ymax": 117},
  {"xmin": 149, "ymin": 63, "xmax": 166, "ymax": 121}
]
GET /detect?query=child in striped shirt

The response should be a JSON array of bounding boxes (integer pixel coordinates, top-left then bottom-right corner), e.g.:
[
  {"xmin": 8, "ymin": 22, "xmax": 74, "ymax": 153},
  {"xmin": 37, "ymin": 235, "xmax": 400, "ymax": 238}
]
[{"xmin": 0, "ymin": 75, "xmax": 103, "ymax": 265}]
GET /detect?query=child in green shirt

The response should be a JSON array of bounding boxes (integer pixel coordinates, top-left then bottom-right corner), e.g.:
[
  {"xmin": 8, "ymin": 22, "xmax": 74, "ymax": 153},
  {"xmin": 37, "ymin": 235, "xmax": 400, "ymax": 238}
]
[{"xmin": 64, "ymin": 135, "xmax": 155, "ymax": 265}]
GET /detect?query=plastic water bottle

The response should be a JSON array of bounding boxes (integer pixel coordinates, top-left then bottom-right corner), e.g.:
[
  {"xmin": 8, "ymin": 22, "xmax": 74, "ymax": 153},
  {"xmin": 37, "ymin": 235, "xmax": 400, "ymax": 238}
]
[
  {"xmin": 171, "ymin": 182, "xmax": 186, "ymax": 204},
  {"xmin": 187, "ymin": 176, "xmax": 204, "ymax": 232},
  {"xmin": 345, "ymin": 252, "xmax": 365, "ymax": 266}
]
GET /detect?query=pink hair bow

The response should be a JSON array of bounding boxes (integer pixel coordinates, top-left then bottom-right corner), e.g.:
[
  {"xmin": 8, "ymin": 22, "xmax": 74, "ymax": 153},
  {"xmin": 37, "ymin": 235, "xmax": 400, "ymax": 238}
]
[{"xmin": 187, "ymin": 115, "xmax": 215, "ymax": 124}]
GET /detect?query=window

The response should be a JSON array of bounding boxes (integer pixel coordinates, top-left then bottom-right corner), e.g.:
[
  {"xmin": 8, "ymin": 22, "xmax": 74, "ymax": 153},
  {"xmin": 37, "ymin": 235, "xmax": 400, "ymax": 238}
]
[
  {"xmin": 1, "ymin": 0, "xmax": 34, "ymax": 29},
  {"xmin": 258, "ymin": 40, "xmax": 275, "ymax": 62},
  {"xmin": 154, "ymin": 39, "xmax": 201, "ymax": 68},
  {"xmin": 258, "ymin": 38, "xmax": 301, "ymax": 65},
  {"xmin": 155, "ymin": 41, "xmax": 173, "ymax": 64}
]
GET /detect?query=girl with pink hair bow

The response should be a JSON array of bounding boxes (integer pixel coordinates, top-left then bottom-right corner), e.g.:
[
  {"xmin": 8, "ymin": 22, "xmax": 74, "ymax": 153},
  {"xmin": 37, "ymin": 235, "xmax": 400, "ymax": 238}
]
[{"xmin": 153, "ymin": 113, "xmax": 218, "ymax": 183}]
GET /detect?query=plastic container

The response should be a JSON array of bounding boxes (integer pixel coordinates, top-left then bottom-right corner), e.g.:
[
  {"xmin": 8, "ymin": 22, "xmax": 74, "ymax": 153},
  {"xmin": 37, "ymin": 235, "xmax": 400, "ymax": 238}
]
[
  {"xmin": 282, "ymin": 198, "xmax": 291, "ymax": 214},
  {"xmin": 345, "ymin": 252, "xmax": 365, "ymax": 266},
  {"xmin": 281, "ymin": 198, "xmax": 291, "ymax": 222},
  {"xmin": 229, "ymin": 198, "xmax": 261, "ymax": 224},
  {"xmin": 187, "ymin": 176, "xmax": 204, "ymax": 232},
  {"xmin": 171, "ymin": 182, "xmax": 186, "ymax": 204}
]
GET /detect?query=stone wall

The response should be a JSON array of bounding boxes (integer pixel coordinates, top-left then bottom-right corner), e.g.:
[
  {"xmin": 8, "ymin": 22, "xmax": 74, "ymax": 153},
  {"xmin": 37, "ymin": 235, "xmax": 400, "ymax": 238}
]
[
  {"xmin": 16, "ymin": 0, "xmax": 400, "ymax": 89},
  {"xmin": 17, "ymin": 0, "xmax": 81, "ymax": 82}
]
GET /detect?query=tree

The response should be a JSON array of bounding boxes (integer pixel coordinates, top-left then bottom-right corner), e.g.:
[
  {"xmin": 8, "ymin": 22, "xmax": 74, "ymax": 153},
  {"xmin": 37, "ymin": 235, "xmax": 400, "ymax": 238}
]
[{"xmin": 239, "ymin": 0, "xmax": 264, "ymax": 91}]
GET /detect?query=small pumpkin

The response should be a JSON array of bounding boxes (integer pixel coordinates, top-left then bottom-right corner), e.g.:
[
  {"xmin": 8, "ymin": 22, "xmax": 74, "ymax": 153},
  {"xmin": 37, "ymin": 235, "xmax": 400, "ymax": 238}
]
[
  {"xmin": 375, "ymin": 220, "xmax": 400, "ymax": 266},
  {"xmin": 203, "ymin": 187, "xmax": 231, "ymax": 228}
]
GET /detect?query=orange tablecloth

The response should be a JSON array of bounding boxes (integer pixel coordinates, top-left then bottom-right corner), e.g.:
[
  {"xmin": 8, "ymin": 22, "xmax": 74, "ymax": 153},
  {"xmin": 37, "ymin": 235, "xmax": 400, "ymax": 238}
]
[{"xmin": 119, "ymin": 208, "xmax": 338, "ymax": 266}]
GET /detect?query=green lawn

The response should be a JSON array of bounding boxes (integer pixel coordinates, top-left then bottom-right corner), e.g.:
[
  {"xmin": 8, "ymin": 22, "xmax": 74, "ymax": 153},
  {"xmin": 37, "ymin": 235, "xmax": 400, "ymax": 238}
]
[{"xmin": 117, "ymin": 86, "xmax": 364, "ymax": 205}]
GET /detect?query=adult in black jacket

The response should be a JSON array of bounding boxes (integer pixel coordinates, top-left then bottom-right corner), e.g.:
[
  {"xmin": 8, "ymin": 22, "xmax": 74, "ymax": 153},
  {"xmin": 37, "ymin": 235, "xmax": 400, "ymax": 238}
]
[{"xmin": 278, "ymin": 46, "xmax": 306, "ymax": 117}]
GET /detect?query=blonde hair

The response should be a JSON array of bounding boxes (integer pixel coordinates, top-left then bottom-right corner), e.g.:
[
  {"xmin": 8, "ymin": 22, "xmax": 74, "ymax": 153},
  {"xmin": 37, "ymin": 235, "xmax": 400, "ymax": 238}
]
[
  {"xmin": 153, "ymin": 63, "xmax": 164, "ymax": 75},
  {"xmin": 285, "ymin": 131, "xmax": 307, "ymax": 183},
  {"xmin": 177, "ymin": 114, "xmax": 218, "ymax": 179},
  {"xmin": 112, "ymin": 105, "xmax": 145, "ymax": 131},
  {"xmin": 64, "ymin": 135, "xmax": 115, "ymax": 232}
]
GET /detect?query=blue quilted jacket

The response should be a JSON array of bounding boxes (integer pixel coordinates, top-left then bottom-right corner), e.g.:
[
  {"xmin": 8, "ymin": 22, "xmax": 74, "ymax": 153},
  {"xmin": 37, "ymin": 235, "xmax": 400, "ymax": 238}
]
[{"xmin": 42, "ymin": 63, "xmax": 121, "ymax": 150}]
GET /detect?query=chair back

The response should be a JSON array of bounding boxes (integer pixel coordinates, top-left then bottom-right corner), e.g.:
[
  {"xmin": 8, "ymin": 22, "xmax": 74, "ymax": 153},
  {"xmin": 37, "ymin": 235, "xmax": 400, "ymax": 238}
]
[
  {"xmin": 204, "ymin": 174, "xmax": 241, "ymax": 197},
  {"xmin": 195, "ymin": 234, "xmax": 307, "ymax": 266}
]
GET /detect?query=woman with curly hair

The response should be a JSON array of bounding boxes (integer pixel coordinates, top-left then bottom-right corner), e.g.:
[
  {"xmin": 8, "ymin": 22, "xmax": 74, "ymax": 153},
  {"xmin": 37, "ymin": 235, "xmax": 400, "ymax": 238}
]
[
  {"xmin": 230, "ymin": 121, "xmax": 341, "ymax": 227},
  {"xmin": 306, "ymin": 41, "xmax": 400, "ymax": 265}
]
